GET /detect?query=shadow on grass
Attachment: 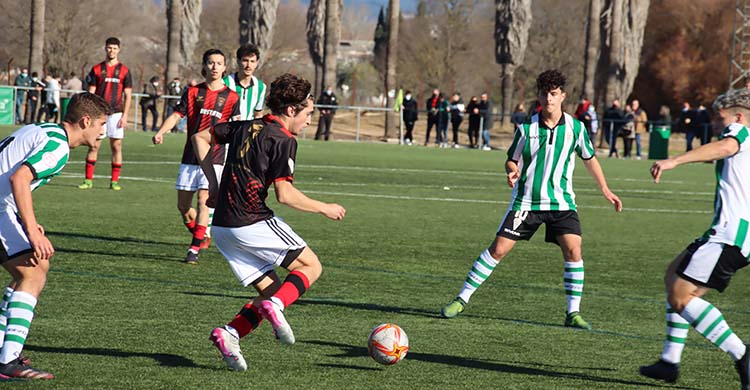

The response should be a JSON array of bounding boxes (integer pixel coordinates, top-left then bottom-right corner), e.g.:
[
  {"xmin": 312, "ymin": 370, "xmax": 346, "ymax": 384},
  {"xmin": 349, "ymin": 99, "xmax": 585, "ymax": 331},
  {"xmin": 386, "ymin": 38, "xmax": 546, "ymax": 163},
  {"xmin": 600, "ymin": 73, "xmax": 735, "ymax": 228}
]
[
  {"xmin": 316, "ymin": 363, "xmax": 382, "ymax": 372},
  {"xmin": 302, "ymin": 340, "xmax": 696, "ymax": 389},
  {"xmin": 25, "ymin": 345, "xmax": 212, "ymax": 369},
  {"xmin": 47, "ymin": 231, "xmax": 178, "ymax": 247},
  {"xmin": 55, "ymin": 247, "xmax": 182, "ymax": 263}
]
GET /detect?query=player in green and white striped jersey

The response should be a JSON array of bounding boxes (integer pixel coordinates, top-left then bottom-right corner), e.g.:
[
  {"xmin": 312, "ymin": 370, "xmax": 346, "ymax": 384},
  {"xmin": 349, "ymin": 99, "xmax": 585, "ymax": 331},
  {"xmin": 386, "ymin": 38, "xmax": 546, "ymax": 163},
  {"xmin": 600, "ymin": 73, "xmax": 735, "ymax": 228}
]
[
  {"xmin": 0, "ymin": 92, "xmax": 110, "ymax": 379},
  {"xmin": 223, "ymin": 44, "xmax": 266, "ymax": 121},
  {"xmin": 441, "ymin": 70, "xmax": 622, "ymax": 330},
  {"xmin": 640, "ymin": 89, "xmax": 750, "ymax": 388}
]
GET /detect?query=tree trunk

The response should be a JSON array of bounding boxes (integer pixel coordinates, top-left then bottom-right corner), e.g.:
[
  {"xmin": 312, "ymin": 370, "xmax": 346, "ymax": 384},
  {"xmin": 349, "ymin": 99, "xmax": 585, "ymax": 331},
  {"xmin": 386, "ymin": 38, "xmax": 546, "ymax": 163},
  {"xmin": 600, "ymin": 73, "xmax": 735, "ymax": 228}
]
[
  {"xmin": 181, "ymin": 0, "xmax": 202, "ymax": 66},
  {"xmin": 322, "ymin": 0, "xmax": 341, "ymax": 91},
  {"xmin": 306, "ymin": 0, "xmax": 325, "ymax": 94},
  {"xmin": 165, "ymin": 0, "xmax": 182, "ymax": 86},
  {"xmin": 383, "ymin": 0, "xmax": 400, "ymax": 138},
  {"xmin": 495, "ymin": 0, "xmax": 532, "ymax": 125},
  {"xmin": 29, "ymin": 0, "xmax": 45, "ymax": 75},
  {"xmin": 582, "ymin": 0, "xmax": 601, "ymax": 102},
  {"xmin": 239, "ymin": 0, "xmax": 280, "ymax": 65},
  {"xmin": 603, "ymin": 0, "xmax": 649, "ymax": 105}
]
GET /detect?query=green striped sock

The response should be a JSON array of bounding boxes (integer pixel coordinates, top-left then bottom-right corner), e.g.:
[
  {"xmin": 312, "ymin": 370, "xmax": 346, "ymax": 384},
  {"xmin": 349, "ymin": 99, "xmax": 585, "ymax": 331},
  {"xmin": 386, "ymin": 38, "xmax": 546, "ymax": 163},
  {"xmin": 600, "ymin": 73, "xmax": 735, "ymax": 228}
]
[
  {"xmin": 0, "ymin": 291, "xmax": 36, "ymax": 364},
  {"xmin": 661, "ymin": 302, "xmax": 689, "ymax": 364},
  {"xmin": 564, "ymin": 260, "xmax": 584, "ymax": 313},
  {"xmin": 457, "ymin": 250, "xmax": 498, "ymax": 303},
  {"xmin": 0, "ymin": 287, "xmax": 13, "ymax": 341},
  {"xmin": 207, "ymin": 207, "xmax": 215, "ymax": 237},
  {"xmin": 681, "ymin": 297, "xmax": 746, "ymax": 361}
]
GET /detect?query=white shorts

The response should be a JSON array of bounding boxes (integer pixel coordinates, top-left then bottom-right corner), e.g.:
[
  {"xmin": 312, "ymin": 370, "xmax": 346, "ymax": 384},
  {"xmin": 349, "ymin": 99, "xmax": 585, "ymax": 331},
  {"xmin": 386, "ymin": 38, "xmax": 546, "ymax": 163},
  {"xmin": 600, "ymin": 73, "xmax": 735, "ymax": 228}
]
[
  {"xmin": 98, "ymin": 112, "xmax": 124, "ymax": 140},
  {"xmin": 213, "ymin": 217, "xmax": 307, "ymax": 287},
  {"xmin": 0, "ymin": 210, "xmax": 32, "ymax": 263},
  {"xmin": 175, "ymin": 164, "xmax": 224, "ymax": 191}
]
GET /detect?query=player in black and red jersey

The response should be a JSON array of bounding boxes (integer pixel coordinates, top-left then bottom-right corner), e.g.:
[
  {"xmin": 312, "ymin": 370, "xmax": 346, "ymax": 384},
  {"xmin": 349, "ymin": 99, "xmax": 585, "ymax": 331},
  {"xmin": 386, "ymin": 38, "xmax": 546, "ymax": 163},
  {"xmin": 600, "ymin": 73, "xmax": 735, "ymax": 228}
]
[
  {"xmin": 153, "ymin": 49, "xmax": 240, "ymax": 264},
  {"xmin": 192, "ymin": 73, "xmax": 345, "ymax": 371},
  {"xmin": 79, "ymin": 37, "xmax": 133, "ymax": 191}
]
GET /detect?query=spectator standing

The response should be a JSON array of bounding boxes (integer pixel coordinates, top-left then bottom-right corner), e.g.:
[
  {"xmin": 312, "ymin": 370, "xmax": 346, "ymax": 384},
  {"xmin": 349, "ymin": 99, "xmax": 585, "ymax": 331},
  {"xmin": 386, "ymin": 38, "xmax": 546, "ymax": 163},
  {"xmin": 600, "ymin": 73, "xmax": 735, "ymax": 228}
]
[
  {"xmin": 679, "ymin": 102, "xmax": 698, "ymax": 151},
  {"xmin": 575, "ymin": 97, "xmax": 594, "ymax": 141},
  {"xmin": 436, "ymin": 94, "xmax": 449, "ymax": 148},
  {"xmin": 314, "ymin": 85, "xmax": 337, "ymax": 141},
  {"xmin": 424, "ymin": 89, "xmax": 440, "ymax": 145},
  {"xmin": 621, "ymin": 104, "xmax": 636, "ymax": 158},
  {"xmin": 63, "ymin": 72, "xmax": 83, "ymax": 92},
  {"xmin": 449, "ymin": 93, "xmax": 465, "ymax": 148},
  {"xmin": 25, "ymin": 72, "xmax": 43, "ymax": 124},
  {"xmin": 43, "ymin": 73, "xmax": 61, "ymax": 123},
  {"xmin": 165, "ymin": 77, "xmax": 183, "ymax": 133},
  {"xmin": 511, "ymin": 103, "xmax": 528, "ymax": 127},
  {"xmin": 695, "ymin": 104, "xmax": 711, "ymax": 144},
  {"xmin": 467, "ymin": 96, "xmax": 480, "ymax": 148},
  {"xmin": 140, "ymin": 76, "xmax": 161, "ymax": 132},
  {"xmin": 603, "ymin": 99, "xmax": 624, "ymax": 158},
  {"xmin": 587, "ymin": 102, "xmax": 599, "ymax": 143},
  {"xmin": 479, "ymin": 93, "xmax": 493, "ymax": 150},
  {"xmin": 402, "ymin": 90, "xmax": 418, "ymax": 145},
  {"xmin": 632, "ymin": 99, "xmax": 648, "ymax": 160},
  {"xmin": 13, "ymin": 69, "xmax": 31, "ymax": 125},
  {"xmin": 657, "ymin": 105, "xmax": 672, "ymax": 126}
]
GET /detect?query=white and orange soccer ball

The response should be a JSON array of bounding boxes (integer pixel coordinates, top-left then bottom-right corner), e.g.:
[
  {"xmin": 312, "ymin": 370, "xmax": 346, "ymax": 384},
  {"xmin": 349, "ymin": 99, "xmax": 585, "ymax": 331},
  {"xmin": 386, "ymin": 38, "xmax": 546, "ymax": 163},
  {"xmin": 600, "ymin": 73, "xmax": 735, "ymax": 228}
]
[{"xmin": 367, "ymin": 323, "xmax": 409, "ymax": 365}]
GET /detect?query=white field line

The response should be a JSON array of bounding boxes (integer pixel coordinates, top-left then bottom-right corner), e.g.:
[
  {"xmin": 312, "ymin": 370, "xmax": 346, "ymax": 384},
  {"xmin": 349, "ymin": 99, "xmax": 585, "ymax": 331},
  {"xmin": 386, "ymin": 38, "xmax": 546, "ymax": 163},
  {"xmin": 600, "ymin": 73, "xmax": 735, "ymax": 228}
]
[
  {"xmin": 57, "ymin": 172, "xmax": 711, "ymax": 215},
  {"xmin": 65, "ymin": 160, "xmax": 699, "ymax": 185}
]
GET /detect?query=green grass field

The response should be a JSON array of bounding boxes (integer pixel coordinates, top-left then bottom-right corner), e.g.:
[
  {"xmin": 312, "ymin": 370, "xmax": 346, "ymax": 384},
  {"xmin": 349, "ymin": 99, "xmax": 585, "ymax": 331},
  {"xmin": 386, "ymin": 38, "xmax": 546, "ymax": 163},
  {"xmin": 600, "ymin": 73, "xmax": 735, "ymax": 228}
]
[{"xmin": 0, "ymin": 125, "xmax": 742, "ymax": 389}]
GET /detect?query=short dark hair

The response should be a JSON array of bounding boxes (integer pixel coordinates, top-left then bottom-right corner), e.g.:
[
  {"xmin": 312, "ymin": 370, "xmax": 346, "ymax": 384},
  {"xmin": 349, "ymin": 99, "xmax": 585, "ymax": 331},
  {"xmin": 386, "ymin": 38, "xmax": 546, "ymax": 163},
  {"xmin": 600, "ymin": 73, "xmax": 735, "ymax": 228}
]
[
  {"xmin": 537, "ymin": 69, "xmax": 566, "ymax": 94},
  {"xmin": 236, "ymin": 44, "xmax": 260, "ymax": 62},
  {"xmin": 105, "ymin": 37, "xmax": 121, "ymax": 46},
  {"xmin": 267, "ymin": 73, "xmax": 312, "ymax": 115},
  {"xmin": 31, "ymin": 72, "xmax": 38, "ymax": 77},
  {"xmin": 201, "ymin": 49, "xmax": 226, "ymax": 77},
  {"xmin": 69, "ymin": 71, "xmax": 76, "ymax": 77},
  {"xmin": 64, "ymin": 92, "xmax": 111, "ymax": 123}
]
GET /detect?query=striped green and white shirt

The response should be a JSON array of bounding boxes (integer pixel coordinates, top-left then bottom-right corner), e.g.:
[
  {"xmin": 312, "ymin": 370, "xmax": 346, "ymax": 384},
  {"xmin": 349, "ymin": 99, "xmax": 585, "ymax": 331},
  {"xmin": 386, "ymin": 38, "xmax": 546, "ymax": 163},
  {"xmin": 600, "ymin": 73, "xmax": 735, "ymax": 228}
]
[
  {"xmin": 704, "ymin": 123, "xmax": 750, "ymax": 257},
  {"xmin": 507, "ymin": 112, "xmax": 595, "ymax": 211},
  {"xmin": 0, "ymin": 123, "xmax": 70, "ymax": 211},
  {"xmin": 223, "ymin": 73, "xmax": 266, "ymax": 121}
]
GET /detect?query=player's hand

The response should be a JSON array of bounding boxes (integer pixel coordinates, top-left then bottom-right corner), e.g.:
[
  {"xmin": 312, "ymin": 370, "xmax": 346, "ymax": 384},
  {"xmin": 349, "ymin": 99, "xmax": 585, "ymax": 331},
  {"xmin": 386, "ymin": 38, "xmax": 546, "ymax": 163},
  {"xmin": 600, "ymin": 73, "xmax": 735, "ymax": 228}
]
[
  {"xmin": 650, "ymin": 159, "xmax": 676, "ymax": 184},
  {"xmin": 152, "ymin": 134, "xmax": 163, "ymax": 145},
  {"xmin": 118, "ymin": 116, "xmax": 128, "ymax": 130},
  {"xmin": 321, "ymin": 203, "xmax": 346, "ymax": 221},
  {"xmin": 506, "ymin": 170, "xmax": 520, "ymax": 188},
  {"xmin": 603, "ymin": 189, "xmax": 623, "ymax": 212},
  {"xmin": 28, "ymin": 230, "xmax": 54, "ymax": 263}
]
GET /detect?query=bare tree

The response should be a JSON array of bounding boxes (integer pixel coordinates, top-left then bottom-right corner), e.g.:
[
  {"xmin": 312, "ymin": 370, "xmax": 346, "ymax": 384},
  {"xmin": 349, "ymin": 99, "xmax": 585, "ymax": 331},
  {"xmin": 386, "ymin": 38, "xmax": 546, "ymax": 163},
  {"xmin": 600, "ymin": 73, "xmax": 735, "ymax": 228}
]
[
  {"xmin": 322, "ymin": 0, "xmax": 341, "ymax": 90},
  {"xmin": 495, "ymin": 0, "xmax": 532, "ymax": 124},
  {"xmin": 239, "ymin": 0, "xmax": 280, "ymax": 64},
  {"xmin": 166, "ymin": 0, "xmax": 182, "ymax": 83},
  {"xmin": 29, "ymin": 0, "xmax": 45, "ymax": 75},
  {"xmin": 182, "ymin": 0, "xmax": 202, "ymax": 65},
  {"xmin": 603, "ymin": 0, "xmax": 649, "ymax": 105},
  {"xmin": 383, "ymin": 0, "xmax": 399, "ymax": 138},
  {"xmin": 582, "ymin": 0, "xmax": 601, "ymax": 102},
  {"xmin": 306, "ymin": 0, "xmax": 325, "ymax": 94}
]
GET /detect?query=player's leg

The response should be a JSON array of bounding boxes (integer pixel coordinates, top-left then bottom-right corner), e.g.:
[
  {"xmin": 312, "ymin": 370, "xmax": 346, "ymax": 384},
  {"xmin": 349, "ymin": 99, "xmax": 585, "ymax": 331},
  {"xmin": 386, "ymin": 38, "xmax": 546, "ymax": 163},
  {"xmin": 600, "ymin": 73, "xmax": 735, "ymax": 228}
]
[
  {"xmin": 0, "ymin": 254, "xmax": 53, "ymax": 379},
  {"xmin": 641, "ymin": 240, "xmax": 749, "ymax": 386},
  {"xmin": 78, "ymin": 139, "xmax": 101, "ymax": 189},
  {"xmin": 184, "ymin": 189, "xmax": 210, "ymax": 262},
  {"xmin": 177, "ymin": 190, "xmax": 200, "ymax": 264},
  {"xmin": 108, "ymin": 113, "xmax": 124, "ymax": 190},
  {"xmin": 201, "ymin": 164, "xmax": 224, "ymax": 250},
  {"xmin": 556, "ymin": 233, "xmax": 591, "ymax": 330},
  {"xmin": 0, "ymin": 281, "xmax": 16, "ymax": 345}
]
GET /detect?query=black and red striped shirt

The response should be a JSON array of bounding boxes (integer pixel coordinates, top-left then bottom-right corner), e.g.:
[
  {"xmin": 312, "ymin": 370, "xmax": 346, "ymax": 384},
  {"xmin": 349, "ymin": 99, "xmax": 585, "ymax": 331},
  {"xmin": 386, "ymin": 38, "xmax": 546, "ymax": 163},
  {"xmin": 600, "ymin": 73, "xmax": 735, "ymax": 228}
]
[
  {"xmin": 175, "ymin": 82, "xmax": 240, "ymax": 165},
  {"xmin": 86, "ymin": 61, "xmax": 133, "ymax": 113},
  {"xmin": 210, "ymin": 115, "xmax": 297, "ymax": 227}
]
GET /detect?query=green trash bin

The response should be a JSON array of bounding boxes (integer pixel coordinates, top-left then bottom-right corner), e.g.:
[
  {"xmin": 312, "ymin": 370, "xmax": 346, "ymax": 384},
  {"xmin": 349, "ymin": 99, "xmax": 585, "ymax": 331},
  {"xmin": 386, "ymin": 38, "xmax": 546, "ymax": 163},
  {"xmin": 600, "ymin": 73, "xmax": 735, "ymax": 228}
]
[
  {"xmin": 648, "ymin": 125, "xmax": 670, "ymax": 160},
  {"xmin": 60, "ymin": 97, "xmax": 71, "ymax": 121}
]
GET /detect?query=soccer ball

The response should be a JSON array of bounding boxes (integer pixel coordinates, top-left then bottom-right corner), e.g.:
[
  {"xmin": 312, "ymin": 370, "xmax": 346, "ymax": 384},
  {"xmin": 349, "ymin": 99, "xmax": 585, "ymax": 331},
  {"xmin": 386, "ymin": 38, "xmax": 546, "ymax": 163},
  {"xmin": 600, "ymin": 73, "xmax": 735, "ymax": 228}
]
[{"xmin": 367, "ymin": 323, "xmax": 409, "ymax": 365}]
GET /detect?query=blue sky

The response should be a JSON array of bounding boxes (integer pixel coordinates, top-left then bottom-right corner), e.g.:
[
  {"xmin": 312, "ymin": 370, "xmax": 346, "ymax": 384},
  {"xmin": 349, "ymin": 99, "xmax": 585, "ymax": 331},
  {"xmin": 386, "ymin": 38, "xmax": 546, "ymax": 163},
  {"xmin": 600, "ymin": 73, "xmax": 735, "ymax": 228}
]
[{"xmin": 296, "ymin": 0, "xmax": 419, "ymax": 17}]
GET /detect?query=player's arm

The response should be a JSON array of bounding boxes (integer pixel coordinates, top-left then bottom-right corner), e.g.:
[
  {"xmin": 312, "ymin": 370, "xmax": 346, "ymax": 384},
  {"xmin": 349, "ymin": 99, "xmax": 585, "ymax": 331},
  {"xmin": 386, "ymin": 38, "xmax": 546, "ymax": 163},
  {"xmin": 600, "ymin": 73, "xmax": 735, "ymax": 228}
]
[
  {"xmin": 274, "ymin": 180, "xmax": 345, "ymax": 221},
  {"xmin": 119, "ymin": 88, "xmax": 132, "ymax": 129},
  {"xmin": 582, "ymin": 157, "xmax": 623, "ymax": 212},
  {"xmin": 192, "ymin": 130, "xmax": 220, "ymax": 207},
  {"xmin": 651, "ymin": 137, "xmax": 739, "ymax": 183},
  {"xmin": 505, "ymin": 159, "xmax": 519, "ymax": 188},
  {"xmin": 152, "ymin": 112, "xmax": 183, "ymax": 144},
  {"xmin": 10, "ymin": 164, "xmax": 53, "ymax": 262}
]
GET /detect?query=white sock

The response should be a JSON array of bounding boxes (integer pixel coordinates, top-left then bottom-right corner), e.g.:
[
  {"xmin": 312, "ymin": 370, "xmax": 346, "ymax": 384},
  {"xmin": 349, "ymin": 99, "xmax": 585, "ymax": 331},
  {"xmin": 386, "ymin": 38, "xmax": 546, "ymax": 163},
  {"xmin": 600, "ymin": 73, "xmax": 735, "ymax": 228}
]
[
  {"xmin": 660, "ymin": 301, "xmax": 689, "ymax": 364},
  {"xmin": 457, "ymin": 250, "xmax": 498, "ymax": 303},
  {"xmin": 564, "ymin": 260, "xmax": 584, "ymax": 314},
  {"xmin": 0, "ymin": 287, "xmax": 14, "ymax": 342},
  {"xmin": 681, "ymin": 297, "xmax": 746, "ymax": 361},
  {"xmin": 0, "ymin": 291, "xmax": 37, "ymax": 364}
]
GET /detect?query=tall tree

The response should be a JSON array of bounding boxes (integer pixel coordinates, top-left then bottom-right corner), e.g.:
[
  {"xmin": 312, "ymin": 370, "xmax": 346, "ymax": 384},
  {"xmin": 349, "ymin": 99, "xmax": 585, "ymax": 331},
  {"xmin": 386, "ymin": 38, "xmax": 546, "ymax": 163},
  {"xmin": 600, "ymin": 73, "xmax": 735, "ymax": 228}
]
[
  {"xmin": 306, "ymin": 0, "xmax": 325, "ymax": 94},
  {"xmin": 181, "ymin": 0, "xmax": 202, "ymax": 65},
  {"xmin": 372, "ymin": 6, "xmax": 388, "ymax": 74},
  {"xmin": 29, "ymin": 0, "xmax": 45, "ymax": 75},
  {"xmin": 383, "ymin": 0, "xmax": 399, "ymax": 138},
  {"xmin": 582, "ymin": 0, "xmax": 601, "ymax": 102},
  {"xmin": 165, "ymin": 0, "xmax": 182, "ymax": 84},
  {"xmin": 495, "ymin": 0, "xmax": 532, "ymax": 124},
  {"xmin": 240, "ymin": 0, "xmax": 280, "ymax": 64},
  {"xmin": 602, "ymin": 0, "xmax": 650, "ymax": 106},
  {"xmin": 322, "ymin": 0, "xmax": 341, "ymax": 91}
]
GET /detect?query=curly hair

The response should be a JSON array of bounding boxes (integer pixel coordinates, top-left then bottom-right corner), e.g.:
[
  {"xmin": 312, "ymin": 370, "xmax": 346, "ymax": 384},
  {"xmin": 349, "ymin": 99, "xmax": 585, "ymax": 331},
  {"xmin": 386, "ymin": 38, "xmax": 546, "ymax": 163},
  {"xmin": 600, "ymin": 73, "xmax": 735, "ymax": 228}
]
[
  {"xmin": 267, "ymin": 73, "xmax": 312, "ymax": 115},
  {"xmin": 536, "ymin": 69, "xmax": 566, "ymax": 94}
]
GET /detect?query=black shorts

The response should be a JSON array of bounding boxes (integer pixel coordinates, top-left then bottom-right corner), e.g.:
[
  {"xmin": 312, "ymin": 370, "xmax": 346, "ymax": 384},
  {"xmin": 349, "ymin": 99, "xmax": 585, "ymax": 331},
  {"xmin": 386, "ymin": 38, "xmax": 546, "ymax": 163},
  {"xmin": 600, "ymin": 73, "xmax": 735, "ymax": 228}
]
[
  {"xmin": 497, "ymin": 210, "xmax": 581, "ymax": 245},
  {"xmin": 676, "ymin": 238, "xmax": 748, "ymax": 292}
]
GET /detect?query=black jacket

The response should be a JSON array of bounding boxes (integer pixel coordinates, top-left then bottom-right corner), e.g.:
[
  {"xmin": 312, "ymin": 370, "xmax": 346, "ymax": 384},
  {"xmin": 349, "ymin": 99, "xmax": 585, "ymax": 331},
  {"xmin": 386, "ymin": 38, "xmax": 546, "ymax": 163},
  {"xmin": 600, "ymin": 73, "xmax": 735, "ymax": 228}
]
[
  {"xmin": 317, "ymin": 92, "xmax": 337, "ymax": 115},
  {"xmin": 402, "ymin": 98, "xmax": 418, "ymax": 122}
]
